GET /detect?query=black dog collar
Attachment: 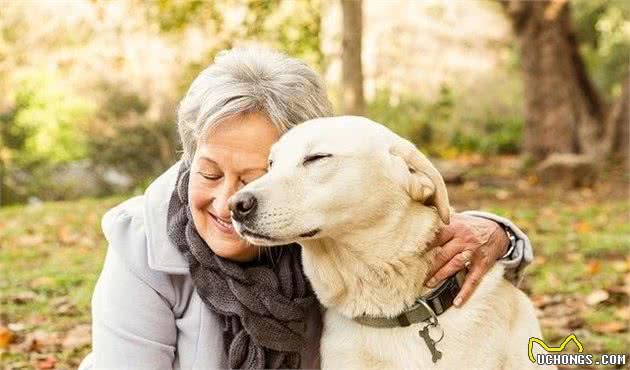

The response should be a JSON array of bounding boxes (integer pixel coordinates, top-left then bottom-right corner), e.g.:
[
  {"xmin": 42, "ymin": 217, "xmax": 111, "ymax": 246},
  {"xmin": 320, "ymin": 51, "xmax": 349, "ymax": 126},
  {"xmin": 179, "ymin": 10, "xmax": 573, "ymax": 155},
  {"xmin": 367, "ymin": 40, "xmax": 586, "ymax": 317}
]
[{"xmin": 352, "ymin": 270, "xmax": 466, "ymax": 328}]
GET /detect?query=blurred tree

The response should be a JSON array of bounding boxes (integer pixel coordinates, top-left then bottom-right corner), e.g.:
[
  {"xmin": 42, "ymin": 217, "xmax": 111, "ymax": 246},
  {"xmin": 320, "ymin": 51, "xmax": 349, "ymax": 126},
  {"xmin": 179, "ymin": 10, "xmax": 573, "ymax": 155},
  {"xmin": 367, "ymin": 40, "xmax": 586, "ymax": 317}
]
[
  {"xmin": 0, "ymin": 72, "xmax": 94, "ymax": 168},
  {"xmin": 573, "ymin": 0, "xmax": 630, "ymax": 100},
  {"xmin": 145, "ymin": 0, "xmax": 325, "ymax": 76},
  {"xmin": 85, "ymin": 85, "xmax": 178, "ymax": 187},
  {"xmin": 341, "ymin": 0, "xmax": 365, "ymax": 115},
  {"xmin": 0, "ymin": 72, "xmax": 96, "ymax": 204},
  {"xmin": 502, "ymin": 0, "xmax": 629, "ymax": 161}
]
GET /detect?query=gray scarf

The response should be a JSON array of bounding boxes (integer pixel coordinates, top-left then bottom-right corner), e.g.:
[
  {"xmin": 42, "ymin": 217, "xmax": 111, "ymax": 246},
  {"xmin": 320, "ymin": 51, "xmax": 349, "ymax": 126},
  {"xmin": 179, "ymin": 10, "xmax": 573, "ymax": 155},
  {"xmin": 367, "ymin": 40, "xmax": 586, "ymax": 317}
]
[{"xmin": 167, "ymin": 164, "xmax": 319, "ymax": 369}]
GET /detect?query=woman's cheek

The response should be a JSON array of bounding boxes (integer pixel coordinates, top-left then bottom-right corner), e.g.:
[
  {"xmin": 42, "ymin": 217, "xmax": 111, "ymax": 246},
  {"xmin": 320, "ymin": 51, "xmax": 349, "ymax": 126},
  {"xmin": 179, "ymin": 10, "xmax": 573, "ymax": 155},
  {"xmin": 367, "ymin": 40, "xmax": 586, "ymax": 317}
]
[
  {"xmin": 189, "ymin": 180, "xmax": 214, "ymax": 236},
  {"xmin": 189, "ymin": 178, "xmax": 213, "ymax": 210}
]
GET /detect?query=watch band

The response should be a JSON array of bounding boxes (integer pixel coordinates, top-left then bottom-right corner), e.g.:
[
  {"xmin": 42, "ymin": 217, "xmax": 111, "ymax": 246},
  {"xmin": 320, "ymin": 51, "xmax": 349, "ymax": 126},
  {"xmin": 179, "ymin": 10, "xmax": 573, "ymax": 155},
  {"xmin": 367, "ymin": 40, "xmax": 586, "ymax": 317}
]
[{"xmin": 501, "ymin": 226, "xmax": 517, "ymax": 259}]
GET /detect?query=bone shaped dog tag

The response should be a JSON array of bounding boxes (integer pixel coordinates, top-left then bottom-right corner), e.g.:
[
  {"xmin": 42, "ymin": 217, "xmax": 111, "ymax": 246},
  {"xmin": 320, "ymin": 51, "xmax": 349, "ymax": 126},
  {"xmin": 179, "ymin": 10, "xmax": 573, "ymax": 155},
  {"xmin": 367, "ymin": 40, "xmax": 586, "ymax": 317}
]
[{"xmin": 419, "ymin": 325, "xmax": 442, "ymax": 363}]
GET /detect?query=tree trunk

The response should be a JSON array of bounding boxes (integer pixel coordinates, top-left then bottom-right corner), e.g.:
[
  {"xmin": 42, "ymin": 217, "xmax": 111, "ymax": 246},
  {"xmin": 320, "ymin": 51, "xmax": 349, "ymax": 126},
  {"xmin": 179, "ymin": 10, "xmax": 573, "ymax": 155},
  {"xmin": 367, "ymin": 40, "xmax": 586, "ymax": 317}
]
[
  {"xmin": 340, "ymin": 0, "xmax": 365, "ymax": 116},
  {"xmin": 608, "ymin": 73, "xmax": 630, "ymax": 159},
  {"xmin": 503, "ymin": 0, "xmax": 628, "ymax": 161}
]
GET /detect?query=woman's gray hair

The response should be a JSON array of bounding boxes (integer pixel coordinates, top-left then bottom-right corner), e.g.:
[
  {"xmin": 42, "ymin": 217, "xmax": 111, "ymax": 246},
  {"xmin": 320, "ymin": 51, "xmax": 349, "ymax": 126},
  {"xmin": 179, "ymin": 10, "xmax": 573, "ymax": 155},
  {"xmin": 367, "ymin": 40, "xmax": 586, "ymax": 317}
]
[{"xmin": 177, "ymin": 47, "xmax": 333, "ymax": 163}]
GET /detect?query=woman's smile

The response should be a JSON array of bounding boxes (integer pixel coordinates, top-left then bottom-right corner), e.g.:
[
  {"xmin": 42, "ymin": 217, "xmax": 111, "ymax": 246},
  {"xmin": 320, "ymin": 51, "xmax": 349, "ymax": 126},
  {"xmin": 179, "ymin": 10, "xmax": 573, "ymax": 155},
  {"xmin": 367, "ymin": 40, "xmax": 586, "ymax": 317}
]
[{"xmin": 208, "ymin": 211, "xmax": 236, "ymax": 236}]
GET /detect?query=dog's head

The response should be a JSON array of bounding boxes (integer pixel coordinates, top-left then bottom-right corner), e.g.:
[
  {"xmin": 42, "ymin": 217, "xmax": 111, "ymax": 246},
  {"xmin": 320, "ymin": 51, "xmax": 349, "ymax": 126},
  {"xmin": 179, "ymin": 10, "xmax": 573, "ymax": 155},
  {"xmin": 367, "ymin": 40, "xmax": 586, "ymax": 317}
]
[{"xmin": 229, "ymin": 116, "xmax": 449, "ymax": 246}]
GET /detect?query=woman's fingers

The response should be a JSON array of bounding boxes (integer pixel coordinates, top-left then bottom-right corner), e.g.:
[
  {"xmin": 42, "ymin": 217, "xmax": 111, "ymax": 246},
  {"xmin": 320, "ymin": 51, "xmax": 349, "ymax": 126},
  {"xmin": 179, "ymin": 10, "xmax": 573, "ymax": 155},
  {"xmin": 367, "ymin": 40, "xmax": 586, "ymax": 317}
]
[
  {"xmin": 425, "ymin": 249, "xmax": 473, "ymax": 288},
  {"xmin": 429, "ymin": 225, "xmax": 456, "ymax": 249},
  {"xmin": 425, "ymin": 241, "xmax": 460, "ymax": 282},
  {"xmin": 453, "ymin": 260, "xmax": 486, "ymax": 307}
]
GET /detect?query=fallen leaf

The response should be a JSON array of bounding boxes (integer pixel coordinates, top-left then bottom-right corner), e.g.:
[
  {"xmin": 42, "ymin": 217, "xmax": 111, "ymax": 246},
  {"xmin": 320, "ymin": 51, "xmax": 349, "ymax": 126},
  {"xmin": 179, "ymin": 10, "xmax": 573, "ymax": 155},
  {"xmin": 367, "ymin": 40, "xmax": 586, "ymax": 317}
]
[
  {"xmin": 574, "ymin": 221, "xmax": 592, "ymax": 234},
  {"xmin": 567, "ymin": 253, "xmax": 582, "ymax": 262},
  {"xmin": 566, "ymin": 316, "xmax": 585, "ymax": 329},
  {"xmin": 579, "ymin": 187, "xmax": 594, "ymax": 198},
  {"xmin": 62, "ymin": 324, "xmax": 91, "ymax": 349},
  {"xmin": 51, "ymin": 296, "xmax": 79, "ymax": 316},
  {"xmin": 13, "ymin": 291, "xmax": 37, "ymax": 304},
  {"xmin": 8, "ymin": 322, "xmax": 26, "ymax": 332},
  {"xmin": 531, "ymin": 294, "xmax": 563, "ymax": 309},
  {"xmin": 546, "ymin": 272, "xmax": 561, "ymax": 288},
  {"xmin": 0, "ymin": 325, "xmax": 14, "ymax": 349},
  {"xmin": 14, "ymin": 234, "xmax": 45, "ymax": 247},
  {"xmin": 526, "ymin": 174, "xmax": 539, "ymax": 185},
  {"xmin": 614, "ymin": 306, "xmax": 630, "ymax": 321},
  {"xmin": 539, "ymin": 315, "xmax": 579, "ymax": 330},
  {"xmin": 462, "ymin": 181, "xmax": 480, "ymax": 190},
  {"xmin": 516, "ymin": 179, "xmax": 532, "ymax": 191},
  {"xmin": 591, "ymin": 321, "xmax": 627, "ymax": 333},
  {"xmin": 29, "ymin": 277, "xmax": 56, "ymax": 290},
  {"xmin": 36, "ymin": 355, "xmax": 57, "ymax": 370},
  {"xmin": 57, "ymin": 225, "xmax": 72, "ymax": 244},
  {"xmin": 16, "ymin": 330, "xmax": 58, "ymax": 352},
  {"xmin": 585, "ymin": 289, "xmax": 609, "ymax": 306},
  {"xmin": 534, "ymin": 256, "xmax": 547, "ymax": 265},
  {"xmin": 611, "ymin": 260, "xmax": 627, "ymax": 272},
  {"xmin": 57, "ymin": 225, "xmax": 80, "ymax": 245},
  {"xmin": 585, "ymin": 260, "xmax": 601, "ymax": 275}
]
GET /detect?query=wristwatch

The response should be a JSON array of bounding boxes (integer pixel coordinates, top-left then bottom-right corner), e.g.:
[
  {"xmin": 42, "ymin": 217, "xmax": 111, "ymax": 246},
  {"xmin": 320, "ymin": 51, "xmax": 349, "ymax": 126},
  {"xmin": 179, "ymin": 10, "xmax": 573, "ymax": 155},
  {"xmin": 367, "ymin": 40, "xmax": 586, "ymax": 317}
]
[{"xmin": 500, "ymin": 226, "xmax": 517, "ymax": 259}]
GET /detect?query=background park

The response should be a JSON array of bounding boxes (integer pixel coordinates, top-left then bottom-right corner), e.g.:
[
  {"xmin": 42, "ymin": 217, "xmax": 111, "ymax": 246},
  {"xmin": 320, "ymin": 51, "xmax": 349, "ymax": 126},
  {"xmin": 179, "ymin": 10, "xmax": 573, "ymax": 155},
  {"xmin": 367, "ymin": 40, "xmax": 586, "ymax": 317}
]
[{"xmin": 0, "ymin": 0, "xmax": 628, "ymax": 369}]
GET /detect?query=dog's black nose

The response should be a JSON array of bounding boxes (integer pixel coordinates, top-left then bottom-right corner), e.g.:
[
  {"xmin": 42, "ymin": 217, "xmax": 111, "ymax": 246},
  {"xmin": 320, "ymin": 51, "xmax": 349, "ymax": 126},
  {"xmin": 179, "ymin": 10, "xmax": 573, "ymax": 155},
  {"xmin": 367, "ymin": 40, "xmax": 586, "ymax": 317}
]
[{"xmin": 229, "ymin": 192, "xmax": 257, "ymax": 221}]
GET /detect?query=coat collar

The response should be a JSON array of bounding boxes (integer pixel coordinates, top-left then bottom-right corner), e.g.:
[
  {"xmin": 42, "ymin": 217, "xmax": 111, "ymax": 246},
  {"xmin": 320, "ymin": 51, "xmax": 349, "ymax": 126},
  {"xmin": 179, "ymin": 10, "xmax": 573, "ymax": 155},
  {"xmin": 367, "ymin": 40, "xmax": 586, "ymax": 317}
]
[{"xmin": 144, "ymin": 161, "xmax": 190, "ymax": 274}]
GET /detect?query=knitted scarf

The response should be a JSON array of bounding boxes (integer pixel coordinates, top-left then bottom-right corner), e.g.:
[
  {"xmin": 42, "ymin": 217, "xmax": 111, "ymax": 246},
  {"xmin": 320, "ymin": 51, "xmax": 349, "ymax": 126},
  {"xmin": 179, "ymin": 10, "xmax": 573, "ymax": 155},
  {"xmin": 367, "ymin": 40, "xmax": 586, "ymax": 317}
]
[{"xmin": 166, "ymin": 164, "xmax": 318, "ymax": 369}]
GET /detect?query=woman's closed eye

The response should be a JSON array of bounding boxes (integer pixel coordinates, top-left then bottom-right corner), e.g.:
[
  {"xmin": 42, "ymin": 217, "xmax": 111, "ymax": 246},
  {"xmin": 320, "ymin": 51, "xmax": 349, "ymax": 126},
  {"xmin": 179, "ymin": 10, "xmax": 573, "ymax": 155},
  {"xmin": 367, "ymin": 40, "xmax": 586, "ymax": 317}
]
[
  {"xmin": 303, "ymin": 153, "xmax": 332, "ymax": 166},
  {"xmin": 199, "ymin": 172, "xmax": 222, "ymax": 181}
]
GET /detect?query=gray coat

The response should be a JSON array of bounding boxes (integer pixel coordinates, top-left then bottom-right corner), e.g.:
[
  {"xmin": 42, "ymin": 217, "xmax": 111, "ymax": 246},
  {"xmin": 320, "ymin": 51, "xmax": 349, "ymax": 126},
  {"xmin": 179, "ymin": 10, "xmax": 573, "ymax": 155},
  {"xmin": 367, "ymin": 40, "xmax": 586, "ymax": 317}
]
[{"xmin": 79, "ymin": 162, "xmax": 533, "ymax": 370}]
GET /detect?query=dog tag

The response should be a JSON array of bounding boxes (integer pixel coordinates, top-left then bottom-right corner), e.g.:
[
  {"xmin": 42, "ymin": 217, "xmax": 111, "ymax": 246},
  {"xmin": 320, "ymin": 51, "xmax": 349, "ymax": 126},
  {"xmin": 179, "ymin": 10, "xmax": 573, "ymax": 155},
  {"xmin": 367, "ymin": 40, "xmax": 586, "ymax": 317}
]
[{"xmin": 419, "ymin": 325, "xmax": 442, "ymax": 363}]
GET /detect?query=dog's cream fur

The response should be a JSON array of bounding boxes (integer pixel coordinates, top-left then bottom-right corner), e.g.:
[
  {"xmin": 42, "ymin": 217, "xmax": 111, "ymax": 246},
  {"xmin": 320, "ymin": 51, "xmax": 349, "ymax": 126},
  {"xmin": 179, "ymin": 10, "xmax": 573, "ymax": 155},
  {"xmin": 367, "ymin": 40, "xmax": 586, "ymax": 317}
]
[{"xmin": 232, "ymin": 116, "xmax": 551, "ymax": 369}]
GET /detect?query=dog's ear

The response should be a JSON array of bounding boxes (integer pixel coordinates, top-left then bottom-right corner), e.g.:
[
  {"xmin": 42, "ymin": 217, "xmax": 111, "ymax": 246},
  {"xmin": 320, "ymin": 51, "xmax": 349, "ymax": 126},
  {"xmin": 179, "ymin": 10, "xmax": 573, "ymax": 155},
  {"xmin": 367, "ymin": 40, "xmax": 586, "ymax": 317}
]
[{"xmin": 389, "ymin": 138, "xmax": 450, "ymax": 224}]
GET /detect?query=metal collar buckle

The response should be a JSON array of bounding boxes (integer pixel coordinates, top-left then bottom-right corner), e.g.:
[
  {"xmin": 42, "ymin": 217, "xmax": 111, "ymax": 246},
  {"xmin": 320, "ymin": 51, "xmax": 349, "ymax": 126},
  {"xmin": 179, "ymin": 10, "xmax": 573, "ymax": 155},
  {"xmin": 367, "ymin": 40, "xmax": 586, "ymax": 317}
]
[{"xmin": 417, "ymin": 299, "xmax": 439, "ymax": 326}]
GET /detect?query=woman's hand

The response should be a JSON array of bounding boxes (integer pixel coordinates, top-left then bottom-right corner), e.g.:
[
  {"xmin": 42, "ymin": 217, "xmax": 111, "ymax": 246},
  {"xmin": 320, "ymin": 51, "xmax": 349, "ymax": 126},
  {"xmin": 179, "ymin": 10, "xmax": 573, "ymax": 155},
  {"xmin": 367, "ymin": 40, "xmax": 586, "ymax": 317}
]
[{"xmin": 424, "ymin": 213, "xmax": 509, "ymax": 307}]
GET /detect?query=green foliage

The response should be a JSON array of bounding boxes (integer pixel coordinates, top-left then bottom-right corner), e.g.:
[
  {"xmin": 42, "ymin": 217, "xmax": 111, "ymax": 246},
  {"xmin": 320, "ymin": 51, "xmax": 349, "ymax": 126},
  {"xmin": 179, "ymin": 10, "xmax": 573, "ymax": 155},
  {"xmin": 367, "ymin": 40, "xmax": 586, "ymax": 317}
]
[
  {"xmin": 254, "ymin": 0, "xmax": 325, "ymax": 70},
  {"xmin": 367, "ymin": 87, "xmax": 522, "ymax": 157},
  {"xmin": 0, "ymin": 72, "xmax": 97, "ymax": 204},
  {"xmin": 0, "ymin": 79, "xmax": 177, "ymax": 204},
  {"xmin": 573, "ymin": 0, "xmax": 630, "ymax": 98},
  {"xmin": 146, "ymin": 0, "xmax": 222, "ymax": 33},
  {"xmin": 85, "ymin": 86, "xmax": 179, "ymax": 187},
  {"xmin": 147, "ymin": 0, "xmax": 324, "ymax": 71},
  {"xmin": 367, "ymin": 86, "xmax": 456, "ymax": 151},
  {"xmin": 450, "ymin": 115, "xmax": 523, "ymax": 155},
  {"xmin": 1, "ymin": 72, "xmax": 95, "ymax": 168}
]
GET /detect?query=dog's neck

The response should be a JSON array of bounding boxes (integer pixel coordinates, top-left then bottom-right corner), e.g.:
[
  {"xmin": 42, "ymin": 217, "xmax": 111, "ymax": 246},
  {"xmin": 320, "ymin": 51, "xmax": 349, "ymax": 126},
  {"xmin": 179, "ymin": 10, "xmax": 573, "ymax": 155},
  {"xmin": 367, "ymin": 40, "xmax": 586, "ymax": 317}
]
[{"xmin": 300, "ymin": 204, "xmax": 441, "ymax": 319}]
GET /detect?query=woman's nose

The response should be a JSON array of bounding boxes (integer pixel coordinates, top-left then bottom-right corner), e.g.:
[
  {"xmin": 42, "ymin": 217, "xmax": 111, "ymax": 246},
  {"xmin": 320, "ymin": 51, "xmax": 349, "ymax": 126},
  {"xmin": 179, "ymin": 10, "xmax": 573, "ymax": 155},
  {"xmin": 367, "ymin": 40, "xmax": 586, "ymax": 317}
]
[{"xmin": 213, "ymin": 179, "xmax": 242, "ymax": 218}]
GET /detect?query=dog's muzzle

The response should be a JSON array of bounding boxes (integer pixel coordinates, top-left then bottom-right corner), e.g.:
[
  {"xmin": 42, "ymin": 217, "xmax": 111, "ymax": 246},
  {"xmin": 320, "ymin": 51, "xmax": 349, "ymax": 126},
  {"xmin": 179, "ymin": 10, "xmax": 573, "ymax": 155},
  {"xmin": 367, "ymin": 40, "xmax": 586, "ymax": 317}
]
[{"xmin": 228, "ymin": 192, "xmax": 257, "ymax": 223}]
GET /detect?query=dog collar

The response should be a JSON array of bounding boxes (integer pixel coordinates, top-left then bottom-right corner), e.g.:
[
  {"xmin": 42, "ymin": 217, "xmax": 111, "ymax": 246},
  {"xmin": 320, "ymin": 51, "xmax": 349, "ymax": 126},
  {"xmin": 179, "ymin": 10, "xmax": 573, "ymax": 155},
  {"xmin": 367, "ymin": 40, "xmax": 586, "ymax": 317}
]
[{"xmin": 352, "ymin": 270, "xmax": 466, "ymax": 329}]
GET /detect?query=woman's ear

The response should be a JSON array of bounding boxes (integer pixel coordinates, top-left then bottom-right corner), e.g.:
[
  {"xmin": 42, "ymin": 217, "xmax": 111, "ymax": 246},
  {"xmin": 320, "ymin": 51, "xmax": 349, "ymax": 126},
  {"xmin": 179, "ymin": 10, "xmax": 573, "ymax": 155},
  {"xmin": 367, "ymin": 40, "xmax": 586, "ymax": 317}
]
[{"xmin": 389, "ymin": 138, "xmax": 450, "ymax": 224}]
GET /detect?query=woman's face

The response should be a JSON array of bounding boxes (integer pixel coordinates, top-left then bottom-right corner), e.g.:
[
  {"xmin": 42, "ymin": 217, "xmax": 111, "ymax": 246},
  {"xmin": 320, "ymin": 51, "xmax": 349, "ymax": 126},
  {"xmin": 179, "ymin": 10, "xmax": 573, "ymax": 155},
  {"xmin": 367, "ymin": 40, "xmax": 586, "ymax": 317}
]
[{"xmin": 188, "ymin": 112, "xmax": 280, "ymax": 262}]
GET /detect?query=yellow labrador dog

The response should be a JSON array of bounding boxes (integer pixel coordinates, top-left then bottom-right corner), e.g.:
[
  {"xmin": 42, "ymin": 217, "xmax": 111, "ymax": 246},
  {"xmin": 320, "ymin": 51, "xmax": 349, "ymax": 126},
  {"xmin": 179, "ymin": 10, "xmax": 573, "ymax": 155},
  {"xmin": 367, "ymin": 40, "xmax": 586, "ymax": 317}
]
[{"xmin": 230, "ymin": 116, "xmax": 549, "ymax": 369}]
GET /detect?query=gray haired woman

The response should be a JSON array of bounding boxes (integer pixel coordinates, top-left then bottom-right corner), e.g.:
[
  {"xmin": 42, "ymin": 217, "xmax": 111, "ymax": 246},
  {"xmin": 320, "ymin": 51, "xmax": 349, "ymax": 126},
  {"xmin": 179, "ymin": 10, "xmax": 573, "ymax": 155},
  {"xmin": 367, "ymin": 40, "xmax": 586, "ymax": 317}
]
[{"xmin": 79, "ymin": 47, "xmax": 532, "ymax": 369}]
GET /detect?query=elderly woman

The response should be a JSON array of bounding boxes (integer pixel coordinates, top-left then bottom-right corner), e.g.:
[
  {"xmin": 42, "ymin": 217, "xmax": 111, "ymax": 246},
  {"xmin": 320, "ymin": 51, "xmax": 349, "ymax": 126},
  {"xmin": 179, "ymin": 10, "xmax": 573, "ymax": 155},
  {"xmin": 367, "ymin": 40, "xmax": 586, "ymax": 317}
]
[{"xmin": 79, "ymin": 48, "xmax": 532, "ymax": 369}]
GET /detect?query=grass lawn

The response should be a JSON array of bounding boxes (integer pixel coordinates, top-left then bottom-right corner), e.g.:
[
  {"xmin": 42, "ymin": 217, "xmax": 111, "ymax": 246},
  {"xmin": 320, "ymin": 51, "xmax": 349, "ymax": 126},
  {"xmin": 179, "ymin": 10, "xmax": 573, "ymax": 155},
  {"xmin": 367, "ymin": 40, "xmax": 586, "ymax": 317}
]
[{"xmin": 0, "ymin": 157, "xmax": 628, "ymax": 369}]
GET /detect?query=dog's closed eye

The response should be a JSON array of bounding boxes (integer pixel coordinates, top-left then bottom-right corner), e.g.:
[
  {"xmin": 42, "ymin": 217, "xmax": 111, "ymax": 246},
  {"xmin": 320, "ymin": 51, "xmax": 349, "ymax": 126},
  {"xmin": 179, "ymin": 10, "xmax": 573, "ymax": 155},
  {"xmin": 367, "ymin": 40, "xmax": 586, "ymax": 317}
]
[{"xmin": 303, "ymin": 153, "xmax": 332, "ymax": 165}]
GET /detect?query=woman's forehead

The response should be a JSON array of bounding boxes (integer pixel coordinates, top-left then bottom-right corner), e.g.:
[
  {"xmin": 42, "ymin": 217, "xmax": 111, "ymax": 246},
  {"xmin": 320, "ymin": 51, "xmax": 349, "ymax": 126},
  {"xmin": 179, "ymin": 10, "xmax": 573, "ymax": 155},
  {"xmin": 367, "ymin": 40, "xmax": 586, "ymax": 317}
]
[
  {"xmin": 202, "ymin": 112, "xmax": 279, "ymax": 144},
  {"xmin": 196, "ymin": 112, "xmax": 279, "ymax": 168}
]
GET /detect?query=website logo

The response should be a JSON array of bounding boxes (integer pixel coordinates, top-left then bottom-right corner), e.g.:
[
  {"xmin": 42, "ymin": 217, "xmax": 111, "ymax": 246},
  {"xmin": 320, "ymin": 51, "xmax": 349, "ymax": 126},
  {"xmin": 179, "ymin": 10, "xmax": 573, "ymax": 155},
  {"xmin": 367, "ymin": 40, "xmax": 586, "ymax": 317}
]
[{"xmin": 528, "ymin": 334, "xmax": 626, "ymax": 367}]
